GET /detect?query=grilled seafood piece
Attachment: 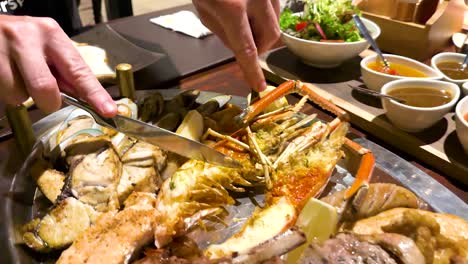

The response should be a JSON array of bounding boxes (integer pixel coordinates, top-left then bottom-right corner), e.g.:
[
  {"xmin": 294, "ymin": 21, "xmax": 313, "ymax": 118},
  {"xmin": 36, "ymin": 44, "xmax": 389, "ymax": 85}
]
[
  {"xmin": 22, "ymin": 97, "xmax": 168, "ymax": 253},
  {"xmin": 21, "ymin": 135, "xmax": 122, "ymax": 251},
  {"xmin": 205, "ymin": 122, "xmax": 349, "ymax": 258},
  {"xmin": 57, "ymin": 192, "xmax": 160, "ymax": 264},
  {"xmin": 139, "ymin": 92, "xmax": 165, "ymax": 123},
  {"xmin": 117, "ymin": 140, "xmax": 167, "ymax": 203},
  {"xmin": 138, "ymin": 227, "xmax": 305, "ymax": 264},
  {"xmin": 154, "ymin": 157, "xmax": 261, "ymax": 248},
  {"xmin": 120, "ymin": 140, "xmax": 169, "ymax": 171},
  {"xmin": 118, "ymin": 165, "xmax": 160, "ymax": 204},
  {"xmin": 30, "ymin": 159, "xmax": 65, "ymax": 203},
  {"xmin": 298, "ymin": 232, "xmax": 425, "ymax": 264},
  {"xmin": 321, "ymin": 183, "xmax": 423, "ymax": 222},
  {"xmin": 64, "ymin": 135, "xmax": 122, "ymax": 212},
  {"xmin": 351, "ymin": 208, "xmax": 468, "ymax": 264},
  {"xmin": 21, "ymin": 197, "xmax": 98, "ymax": 252},
  {"xmin": 153, "ymin": 80, "xmax": 375, "ymax": 258},
  {"xmin": 55, "ymin": 116, "xmax": 96, "ymax": 146}
]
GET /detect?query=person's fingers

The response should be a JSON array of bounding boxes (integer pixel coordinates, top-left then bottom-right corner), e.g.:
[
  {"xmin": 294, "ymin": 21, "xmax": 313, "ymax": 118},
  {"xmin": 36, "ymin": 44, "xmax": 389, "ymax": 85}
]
[
  {"xmin": 51, "ymin": 67, "xmax": 77, "ymax": 97},
  {"xmin": 271, "ymin": 0, "xmax": 281, "ymax": 19},
  {"xmin": 247, "ymin": 0, "xmax": 281, "ymax": 54},
  {"xmin": 41, "ymin": 18, "xmax": 117, "ymax": 117},
  {"xmin": 9, "ymin": 38, "xmax": 61, "ymax": 113},
  {"xmin": 193, "ymin": 3, "xmax": 231, "ymax": 50},
  {"xmin": 0, "ymin": 54, "xmax": 29, "ymax": 106},
  {"xmin": 215, "ymin": 1, "xmax": 266, "ymax": 92}
]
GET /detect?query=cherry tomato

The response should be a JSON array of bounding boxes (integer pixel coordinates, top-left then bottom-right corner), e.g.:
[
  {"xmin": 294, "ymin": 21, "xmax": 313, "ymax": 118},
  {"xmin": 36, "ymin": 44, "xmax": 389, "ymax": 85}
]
[{"xmin": 295, "ymin": 22, "xmax": 308, "ymax": 32}]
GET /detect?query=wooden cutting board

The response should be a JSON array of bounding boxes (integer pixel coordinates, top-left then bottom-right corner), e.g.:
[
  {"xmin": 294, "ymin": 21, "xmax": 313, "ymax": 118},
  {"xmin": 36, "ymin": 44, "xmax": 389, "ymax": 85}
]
[{"xmin": 259, "ymin": 47, "xmax": 468, "ymax": 185}]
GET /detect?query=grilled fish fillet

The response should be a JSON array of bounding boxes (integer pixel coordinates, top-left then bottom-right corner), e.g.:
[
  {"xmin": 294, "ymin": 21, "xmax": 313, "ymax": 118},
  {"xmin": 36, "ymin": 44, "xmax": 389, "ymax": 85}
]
[
  {"xmin": 57, "ymin": 192, "xmax": 160, "ymax": 264},
  {"xmin": 21, "ymin": 197, "xmax": 98, "ymax": 252}
]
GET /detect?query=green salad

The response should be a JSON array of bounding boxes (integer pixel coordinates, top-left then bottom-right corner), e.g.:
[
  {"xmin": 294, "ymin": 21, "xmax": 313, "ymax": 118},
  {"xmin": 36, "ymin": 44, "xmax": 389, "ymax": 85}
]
[{"xmin": 280, "ymin": 0, "xmax": 362, "ymax": 42}]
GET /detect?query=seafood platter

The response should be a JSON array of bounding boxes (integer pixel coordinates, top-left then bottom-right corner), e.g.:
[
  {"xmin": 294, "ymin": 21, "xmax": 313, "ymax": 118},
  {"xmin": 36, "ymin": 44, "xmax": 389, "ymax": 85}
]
[{"xmin": 3, "ymin": 79, "xmax": 468, "ymax": 264}]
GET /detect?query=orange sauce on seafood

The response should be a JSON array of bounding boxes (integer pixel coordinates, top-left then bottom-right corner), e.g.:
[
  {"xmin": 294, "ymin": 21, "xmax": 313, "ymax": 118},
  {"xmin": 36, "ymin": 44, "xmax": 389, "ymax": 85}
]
[
  {"xmin": 215, "ymin": 142, "xmax": 250, "ymax": 161},
  {"xmin": 367, "ymin": 61, "xmax": 427, "ymax": 77},
  {"xmin": 271, "ymin": 168, "xmax": 328, "ymax": 207}
]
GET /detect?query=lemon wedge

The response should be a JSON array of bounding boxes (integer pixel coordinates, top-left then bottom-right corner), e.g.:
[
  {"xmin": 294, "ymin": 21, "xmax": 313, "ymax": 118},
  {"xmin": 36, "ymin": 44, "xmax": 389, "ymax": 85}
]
[
  {"xmin": 286, "ymin": 198, "xmax": 338, "ymax": 264},
  {"xmin": 259, "ymin": 85, "xmax": 289, "ymax": 113},
  {"xmin": 175, "ymin": 110, "xmax": 204, "ymax": 141}
]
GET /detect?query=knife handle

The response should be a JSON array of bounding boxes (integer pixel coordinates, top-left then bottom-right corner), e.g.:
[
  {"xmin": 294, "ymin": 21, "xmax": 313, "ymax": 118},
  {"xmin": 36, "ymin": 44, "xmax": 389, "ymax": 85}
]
[
  {"xmin": 6, "ymin": 103, "xmax": 36, "ymax": 157},
  {"xmin": 116, "ymin": 63, "xmax": 136, "ymax": 101}
]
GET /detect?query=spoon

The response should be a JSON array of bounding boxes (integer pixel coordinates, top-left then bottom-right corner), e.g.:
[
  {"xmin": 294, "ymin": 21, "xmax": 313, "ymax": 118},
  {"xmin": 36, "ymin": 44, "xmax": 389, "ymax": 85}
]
[
  {"xmin": 460, "ymin": 48, "xmax": 468, "ymax": 71},
  {"xmin": 348, "ymin": 84, "xmax": 407, "ymax": 103},
  {"xmin": 353, "ymin": 15, "xmax": 391, "ymax": 70}
]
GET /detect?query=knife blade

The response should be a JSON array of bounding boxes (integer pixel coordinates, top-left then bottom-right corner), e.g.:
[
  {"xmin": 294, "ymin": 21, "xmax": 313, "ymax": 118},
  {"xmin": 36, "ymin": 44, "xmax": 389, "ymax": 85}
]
[
  {"xmin": 112, "ymin": 115, "xmax": 242, "ymax": 168},
  {"xmin": 61, "ymin": 93, "xmax": 242, "ymax": 169}
]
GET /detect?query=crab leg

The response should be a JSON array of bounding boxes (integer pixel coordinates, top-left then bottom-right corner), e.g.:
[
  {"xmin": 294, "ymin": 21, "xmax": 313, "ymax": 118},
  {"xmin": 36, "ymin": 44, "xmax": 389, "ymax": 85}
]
[
  {"xmin": 343, "ymin": 139, "xmax": 375, "ymax": 199},
  {"xmin": 203, "ymin": 128, "xmax": 250, "ymax": 150},
  {"xmin": 240, "ymin": 80, "xmax": 349, "ymax": 124}
]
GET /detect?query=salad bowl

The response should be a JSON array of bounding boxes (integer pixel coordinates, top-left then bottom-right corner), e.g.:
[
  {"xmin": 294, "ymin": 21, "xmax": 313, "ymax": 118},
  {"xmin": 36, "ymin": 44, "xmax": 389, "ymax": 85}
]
[{"xmin": 281, "ymin": 16, "xmax": 380, "ymax": 68}]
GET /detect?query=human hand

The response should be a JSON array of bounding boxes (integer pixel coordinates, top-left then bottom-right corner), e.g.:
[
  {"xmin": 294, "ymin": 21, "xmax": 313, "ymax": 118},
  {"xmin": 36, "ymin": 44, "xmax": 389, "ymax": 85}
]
[
  {"xmin": 193, "ymin": 0, "xmax": 281, "ymax": 92},
  {"xmin": 0, "ymin": 15, "xmax": 117, "ymax": 117}
]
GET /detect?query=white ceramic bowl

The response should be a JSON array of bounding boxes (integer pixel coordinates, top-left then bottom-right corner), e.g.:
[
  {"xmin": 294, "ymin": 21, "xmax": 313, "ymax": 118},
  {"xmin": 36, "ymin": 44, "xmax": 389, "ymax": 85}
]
[
  {"xmin": 461, "ymin": 82, "xmax": 468, "ymax": 96},
  {"xmin": 381, "ymin": 79, "xmax": 460, "ymax": 132},
  {"xmin": 361, "ymin": 54, "xmax": 443, "ymax": 92},
  {"xmin": 281, "ymin": 16, "xmax": 380, "ymax": 68},
  {"xmin": 431, "ymin": 52, "xmax": 468, "ymax": 86},
  {"xmin": 455, "ymin": 96, "xmax": 468, "ymax": 154}
]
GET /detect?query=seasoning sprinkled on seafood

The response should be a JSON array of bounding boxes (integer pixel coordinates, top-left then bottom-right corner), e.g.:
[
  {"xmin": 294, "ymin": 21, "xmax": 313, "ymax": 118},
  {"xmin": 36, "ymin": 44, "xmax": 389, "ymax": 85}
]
[{"xmin": 153, "ymin": 80, "xmax": 375, "ymax": 258}]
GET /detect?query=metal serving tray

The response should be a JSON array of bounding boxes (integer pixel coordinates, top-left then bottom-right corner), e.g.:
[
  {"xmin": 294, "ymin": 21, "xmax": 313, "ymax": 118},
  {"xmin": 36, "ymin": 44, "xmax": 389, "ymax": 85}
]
[{"xmin": 1, "ymin": 89, "xmax": 467, "ymax": 264}]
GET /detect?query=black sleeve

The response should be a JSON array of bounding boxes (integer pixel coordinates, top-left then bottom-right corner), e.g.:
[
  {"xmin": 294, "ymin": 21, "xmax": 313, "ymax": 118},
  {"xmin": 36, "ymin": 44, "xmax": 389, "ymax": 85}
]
[{"xmin": 23, "ymin": 0, "xmax": 83, "ymax": 36}]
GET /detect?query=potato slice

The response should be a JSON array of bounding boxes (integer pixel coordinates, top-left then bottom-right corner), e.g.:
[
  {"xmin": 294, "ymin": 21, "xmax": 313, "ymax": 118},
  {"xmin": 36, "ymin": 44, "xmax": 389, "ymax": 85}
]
[{"xmin": 175, "ymin": 110, "xmax": 204, "ymax": 142}]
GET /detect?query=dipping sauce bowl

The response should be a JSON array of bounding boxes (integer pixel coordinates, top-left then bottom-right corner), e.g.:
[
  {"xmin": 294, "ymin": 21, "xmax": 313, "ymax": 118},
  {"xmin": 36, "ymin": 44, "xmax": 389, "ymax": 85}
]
[
  {"xmin": 455, "ymin": 96, "xmax": 468, "ymax": 154},
  {"xmin": 381, "ymin": 79, "xmax": 460, "ymax": 132},
  {"xmin": 362, "ymin": 54, "xmax": 443, "ymax": 92}
]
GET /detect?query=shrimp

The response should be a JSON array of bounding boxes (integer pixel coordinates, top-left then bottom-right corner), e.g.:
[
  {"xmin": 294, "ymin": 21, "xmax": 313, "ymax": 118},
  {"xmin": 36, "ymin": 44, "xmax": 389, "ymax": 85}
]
[{"xmin": 154, "ymin": 80, "xmax": 375, "ymax": 257}]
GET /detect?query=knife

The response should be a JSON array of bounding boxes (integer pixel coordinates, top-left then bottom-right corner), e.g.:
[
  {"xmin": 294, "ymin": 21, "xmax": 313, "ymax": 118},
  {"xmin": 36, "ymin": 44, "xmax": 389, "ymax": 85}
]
[{"xmin": 61, "ymin": 93, "xmax": 242, "ymax": 168}]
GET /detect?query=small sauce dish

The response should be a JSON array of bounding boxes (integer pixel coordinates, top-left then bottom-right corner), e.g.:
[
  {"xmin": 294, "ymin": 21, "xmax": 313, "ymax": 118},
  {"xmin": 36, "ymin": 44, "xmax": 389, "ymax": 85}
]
[
  {"xmin": 381, "ymin": 79, "xmax": 460, "ymax": 132},
  {"xmin": 361, "ymin": 54, "xmax": 443, "ymax": 92},
  {"xmin": 455, "ymin": 96, "xmax": 468, "ymax": 154},
  {"xmin": 431, "ymin": 52, "xmax": 468, "ymax": 87},
  {"xmin": 462, "ymin": 82, "xmax": 468, "ymax": 96}
]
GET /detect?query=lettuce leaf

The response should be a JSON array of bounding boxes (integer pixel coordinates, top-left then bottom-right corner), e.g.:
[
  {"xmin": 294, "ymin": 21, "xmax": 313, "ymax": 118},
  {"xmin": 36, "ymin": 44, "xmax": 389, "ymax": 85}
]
[
  {"xmin": 279, "ymin": 8, "xmax": 300, "ymax": 31},
  {"xmin": 280, "ymin": 0, "xmax": 362, "ymax": 42},
  {"xmin": 304, "ymin": 0, "xmax": 361, "ymax": 42}
]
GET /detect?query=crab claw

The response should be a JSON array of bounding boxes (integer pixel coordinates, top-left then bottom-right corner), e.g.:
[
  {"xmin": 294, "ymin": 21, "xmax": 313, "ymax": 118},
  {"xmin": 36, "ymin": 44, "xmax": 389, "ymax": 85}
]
[
  {"xmin": 239, "ymin": 80, "xmax": 349, "ymax": 124},
  {"xmin": 343, "ymin": 139, "xmax": 374, "ymax": 199}
]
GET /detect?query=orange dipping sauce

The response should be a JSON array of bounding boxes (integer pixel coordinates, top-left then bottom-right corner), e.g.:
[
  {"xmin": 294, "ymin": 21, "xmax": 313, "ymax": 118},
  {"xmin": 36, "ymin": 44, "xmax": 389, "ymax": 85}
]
[
  {"xmin": 367, "ymin": 61, "xmax": 427, "ymax": 77},
  {"xmin": 465, "ymin": 113, "xmax": 468, "ymax": 122}
]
